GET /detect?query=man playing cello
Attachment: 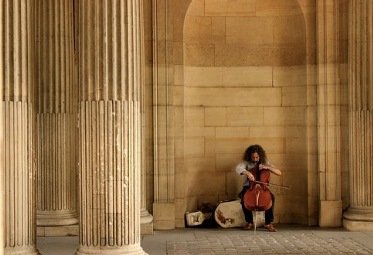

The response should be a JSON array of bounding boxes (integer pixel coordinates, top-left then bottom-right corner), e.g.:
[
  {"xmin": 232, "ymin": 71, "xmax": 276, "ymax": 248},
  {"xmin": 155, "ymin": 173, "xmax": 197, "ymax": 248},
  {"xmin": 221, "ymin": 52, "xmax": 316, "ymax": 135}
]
[{"xmin": 235, "ymin": 144, "xmax": 282, "ymax": 232}]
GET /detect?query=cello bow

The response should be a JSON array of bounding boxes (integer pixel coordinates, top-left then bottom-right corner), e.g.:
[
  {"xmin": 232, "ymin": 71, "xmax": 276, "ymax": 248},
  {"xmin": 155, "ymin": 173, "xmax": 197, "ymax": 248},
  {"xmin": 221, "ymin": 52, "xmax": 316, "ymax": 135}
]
[{"xmin": 251, "ymin": 180, "xmax": 290, "ymax": 190}]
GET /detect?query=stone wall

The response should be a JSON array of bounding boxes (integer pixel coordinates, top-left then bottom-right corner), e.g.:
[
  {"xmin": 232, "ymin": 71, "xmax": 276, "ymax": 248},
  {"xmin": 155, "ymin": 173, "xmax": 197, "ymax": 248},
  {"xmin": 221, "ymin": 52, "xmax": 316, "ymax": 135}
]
[
  {"xmin": 151, "ymin": 0, "xmax": 350, "ymax": 228},
  {"xmin": 182, "ymin": 0, "xmax": 312, "ymax": 226}
]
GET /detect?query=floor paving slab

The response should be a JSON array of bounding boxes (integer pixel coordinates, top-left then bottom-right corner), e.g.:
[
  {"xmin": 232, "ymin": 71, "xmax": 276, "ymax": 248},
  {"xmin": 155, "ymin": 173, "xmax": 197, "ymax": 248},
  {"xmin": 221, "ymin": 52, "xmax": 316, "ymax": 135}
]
[{"xmin": 37, "ymin": 224, "xmax": 373, "ymax": 255}]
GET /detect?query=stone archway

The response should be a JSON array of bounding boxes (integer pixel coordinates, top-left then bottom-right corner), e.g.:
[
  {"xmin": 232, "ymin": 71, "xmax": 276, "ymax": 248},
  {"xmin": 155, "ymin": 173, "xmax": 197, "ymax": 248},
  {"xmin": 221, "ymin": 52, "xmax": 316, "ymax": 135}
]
[{"xmin": 182, "ymin": 0, "xmax": 312, "ymax": 225}]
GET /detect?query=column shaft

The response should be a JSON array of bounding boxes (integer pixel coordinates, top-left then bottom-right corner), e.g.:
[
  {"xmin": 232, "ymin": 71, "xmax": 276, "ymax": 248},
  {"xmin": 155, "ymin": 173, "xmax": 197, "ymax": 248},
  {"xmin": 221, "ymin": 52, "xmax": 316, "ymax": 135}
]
[
  {"xmin": 152, "ymin": 0, "xmax": 176, "ymax": 230},
  {"xmin": 316, "ymin": 0, "xmax": 343, "ymax": 227},
  {"xmin": 2, "ymin": 0, "xmax": 39, "ymax": 254},
  {"xmin": 343, "ymin": 0, "xmax": 373, "ymax": 231},
  {"xmin": 35, "ymin": 0, "xmax": 79, "ymax": 234},
  {"xmin": 76, "ymin": 1, "xmax": 146, "ymax": 253},
  {"xmin": 0, "ymin": 0, "xmax": 4, "ymax": 253},
  {"xmin": 140, "ymin": 0, "xmax": 153, "ymax": 234},
  {"xmin": 4, "ymin": 103, "xmax": 38, "ymax": 255}
]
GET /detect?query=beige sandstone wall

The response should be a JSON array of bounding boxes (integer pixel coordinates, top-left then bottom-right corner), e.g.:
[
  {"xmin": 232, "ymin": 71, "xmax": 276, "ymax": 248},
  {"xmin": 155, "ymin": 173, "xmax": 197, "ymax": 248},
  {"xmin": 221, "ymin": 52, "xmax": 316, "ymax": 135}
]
[{"xmin": 175, "ymin": 0, "xmax": 318, "ymax": 226}]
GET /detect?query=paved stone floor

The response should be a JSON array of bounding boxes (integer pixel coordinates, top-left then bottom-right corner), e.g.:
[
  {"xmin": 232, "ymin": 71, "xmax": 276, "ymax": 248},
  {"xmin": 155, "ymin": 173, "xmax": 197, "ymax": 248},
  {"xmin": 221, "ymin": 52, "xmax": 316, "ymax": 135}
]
[
  {"xmin": 38, "ymin": 224, "xmax": 373, "ymax": 255},
  {"xmin": 165, "ymin": 232, "xmax": 371, "ymax": 254}
]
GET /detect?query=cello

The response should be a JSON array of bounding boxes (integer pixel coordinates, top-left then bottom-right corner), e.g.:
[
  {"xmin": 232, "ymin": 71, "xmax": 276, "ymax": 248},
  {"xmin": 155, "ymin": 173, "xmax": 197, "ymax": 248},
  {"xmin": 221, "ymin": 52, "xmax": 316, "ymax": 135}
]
[{"xmin": 243, "ymin": 161, "xmax": 272, "ymax": 231}]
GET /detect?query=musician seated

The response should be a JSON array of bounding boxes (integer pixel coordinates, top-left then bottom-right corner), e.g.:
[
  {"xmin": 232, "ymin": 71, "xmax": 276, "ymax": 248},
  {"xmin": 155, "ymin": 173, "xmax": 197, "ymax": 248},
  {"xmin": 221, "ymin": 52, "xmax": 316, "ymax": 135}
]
[{"xmin": 235, "ymin": 144, "xmax": 282, "ymax": 232}]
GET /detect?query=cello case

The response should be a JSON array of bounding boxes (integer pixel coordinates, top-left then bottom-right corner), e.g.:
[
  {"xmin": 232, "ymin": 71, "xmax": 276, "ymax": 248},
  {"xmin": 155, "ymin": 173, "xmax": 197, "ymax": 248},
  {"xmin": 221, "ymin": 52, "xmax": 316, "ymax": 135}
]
[
  {"xmin": 214, "ymin": 199, "xmax": 245, "ymax": 228},
  {"xmin": 213, "ymin": 199, "xmax": 265, "ymax": 228}
]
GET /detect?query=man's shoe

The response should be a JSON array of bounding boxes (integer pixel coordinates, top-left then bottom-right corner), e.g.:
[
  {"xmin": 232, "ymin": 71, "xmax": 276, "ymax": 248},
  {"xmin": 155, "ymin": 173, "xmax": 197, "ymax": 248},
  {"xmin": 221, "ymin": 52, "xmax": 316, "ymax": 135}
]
[
  {"xmin": 264, "ymin": 223, "xmax": 277, "ymax": 232},
  {"xmin": 243, "ymin": 223, "xmax": 254, "ymax": 230}
]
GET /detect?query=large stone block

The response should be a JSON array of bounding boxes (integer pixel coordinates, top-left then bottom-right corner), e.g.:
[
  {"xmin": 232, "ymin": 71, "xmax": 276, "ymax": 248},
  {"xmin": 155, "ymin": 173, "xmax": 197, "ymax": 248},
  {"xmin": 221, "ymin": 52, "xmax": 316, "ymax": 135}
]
[
  {"xmin": 205, "ymin": 107, "xmax": 227, "ymax": 127},
  {"xmin": 227, "ymin": 107, "xmax": 264, "ymax": 127},
  {"xmin": 226, "ymin": 17, "xmax": 273, "ymax": 44},
  {"xmin": 187, "ymin": 0, "xmax": 205, "ymax": 17},
  {"xmin": 227, "ymin": 0, "xmax": 256, "ymax": 17},
  {"xmin": 215, "ymin": 44, "xmax": 274, "ymax": 66},
  {"xmin": 250, "ymin": 126, "xmax": 306, "ymax": 138},
  {"xmin": 185, "ymin": 154, "xmax": 216, "ymax": 173},
  {"xmin": 185, "ymin": 87, "xmax": 281, "ymax": 107},
  {"xmin": 184, "ymin": 107, "xmax": 205, "ymax": 126},
  {"xmin": 215, "ymin": 127, "xmax": 249, "ymax": 138},
  {"xmin": 256, "ymin": 0, "xmax": 303, "ymax": 17},
  {"xmin": 184, "ymin": 44, "xmax": 215, "ymax": 66},
  {"xmin": 153, "ymin": 203, "xmax": 176, "ymax": 230},
  {"xmin": 222, "ymin": 66, "xmax": 273, "ymax": 87},
  {"xmin": 215, "ymin": 153, "xmax": 242, "ymax": 172},
  {"xmin": 273, "ymin": 16, "xmax": 305, "ymax": 44},
  {"xmin": 205, "ymin": 0, "xmax": 228, "ymax": 16},
  {"xmin": 185, "ymin": 172, "xmax": 226, "ymax": 196},
  {"xmin": 184, "ymin": 66, "xmax": 223, "ymax": 87},
  {"xmin": 184, "ymin": 16, "xmax": 225, "ymax": 44},
  {"xmin": 185, "ymin": 127, "xmax": 215, "ymax": 138},
  {"xmin": 184, "ymin": 138, "xmax": 205, "ymax": 155},
  {"xmin": 319, "ymin": 200, "xmax": 342, "ymax": 227},
  {"xmin": 273, "ymin": 65, "xmax": 308, "ymax": 87},
  {"xmin": 212, "ymin": 17, "xmax": 226, "ymax": 36},
  {"xmin": 264, "ymin": 106, "xmax": 307, "ymax": 126}
]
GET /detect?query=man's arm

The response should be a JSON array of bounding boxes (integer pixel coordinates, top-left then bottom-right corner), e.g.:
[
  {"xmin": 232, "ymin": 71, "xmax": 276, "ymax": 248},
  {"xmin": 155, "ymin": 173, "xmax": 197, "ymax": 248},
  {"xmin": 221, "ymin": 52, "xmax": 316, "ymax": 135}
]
[
  {"xmin": 236, "ymin": 162, "xmax": 256, "ymax": 181},
  {"xmin": 260, "ymin": 164, "xmax": 282, "ymax": 176}
]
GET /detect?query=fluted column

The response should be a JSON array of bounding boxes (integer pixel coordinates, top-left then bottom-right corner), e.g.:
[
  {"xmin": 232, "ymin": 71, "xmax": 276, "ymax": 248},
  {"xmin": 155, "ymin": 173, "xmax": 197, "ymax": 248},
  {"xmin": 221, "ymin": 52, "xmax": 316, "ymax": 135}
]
[
  {"xmin": 35, "ymin": 0, "xmax": 79, "ymax": 235},
  {"xmin": 76, "ymin": 1, "xmax": 146, "ymax": 254},
  {"xmin": 2, "ymin": 1, "xmax": 39, "ymax": 254},
  {"xmin": 343, "ymin": 0, "xmax": 373, "ymax": 231}
]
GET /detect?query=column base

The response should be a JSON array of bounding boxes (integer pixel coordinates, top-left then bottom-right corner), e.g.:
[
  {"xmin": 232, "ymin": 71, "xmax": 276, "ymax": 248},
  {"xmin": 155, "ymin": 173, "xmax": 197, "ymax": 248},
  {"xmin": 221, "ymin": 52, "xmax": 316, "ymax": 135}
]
[
  {"xmin": 37, "ymin": 211, "xmax": 79, "ymax": 236},
  {"xmin": 140, "ymin": 208, "xmax": 153, "ymax": 224},
  {"xmin": 5, "ymin": 246, "xmax": 40, "ymax": 255},
  {"xmin": 75, "ymin": 244, "xmax": 147, "ymax": 255},
  {"xmin": 343, "ymin": 219, "xmax": 373, "ymax": 231},
  {"xmin": 140, "ymin": 208, "xmax": 153, "ymax": 235},
  {"xmin": 37, "ymin": 224, "xmax": 79, "ymax": 237},
  {"xmin": 37, "ymin": 211, "xmax": 79, "ymax": 226},
  {"xmin": 141, "ymin": 222, "xmax": 154, "ymax": 235},
  {"xmin": 343, "ymin": 206, "xmax": 373, "ymax": 231}
]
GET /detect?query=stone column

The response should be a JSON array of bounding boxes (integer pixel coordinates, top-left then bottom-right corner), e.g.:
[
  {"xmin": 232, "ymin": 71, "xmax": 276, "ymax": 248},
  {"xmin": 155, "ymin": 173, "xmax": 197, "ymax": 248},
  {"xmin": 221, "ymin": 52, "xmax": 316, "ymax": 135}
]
[
  {"xmin": 2, "ymin": 1, "xmax": 40, "ymax": 254},
  {"xmin": 343, "ymin": 0, "xmax": 373, "ymax": 231},
  {"xmin": 152, "ymin": 0, "xmax": 176, "ymax": 230},
  {"xmin": 35, "ymin": 0, "xmax": 79, "ymax": 236},
  {"xmin": 76, "ymin": 1, "xmax": 146, "ymax": 254},
  {"xmin": 140, "ymin": 0, "xmax": 153, "ymax": 235},
  {"xmin": 0, "ymin": 0, "xmax": 4, "ymax": 253},
  {"xmin": 316, "ymin": 0, "xmax": 343, "ymax": 227}
]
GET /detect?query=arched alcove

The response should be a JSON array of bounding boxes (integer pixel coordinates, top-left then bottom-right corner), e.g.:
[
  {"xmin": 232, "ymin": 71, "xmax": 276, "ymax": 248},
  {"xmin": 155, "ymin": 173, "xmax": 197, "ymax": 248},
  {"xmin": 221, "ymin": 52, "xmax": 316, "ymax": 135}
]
[{"xmin": 182, "ymin": 0, "xmax": 312, "ymax": 225}]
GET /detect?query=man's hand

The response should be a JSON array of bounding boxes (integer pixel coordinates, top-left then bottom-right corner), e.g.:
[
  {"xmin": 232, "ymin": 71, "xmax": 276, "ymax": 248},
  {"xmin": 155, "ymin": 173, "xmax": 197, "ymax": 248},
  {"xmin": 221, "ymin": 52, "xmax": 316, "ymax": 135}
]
[
  {"xmin": 259, "ymin": 164, "xmax": 267, "ymax": 171},
  {"xmin": 244, "ymin": 171, "xmax": 255, "ymax": 181}
]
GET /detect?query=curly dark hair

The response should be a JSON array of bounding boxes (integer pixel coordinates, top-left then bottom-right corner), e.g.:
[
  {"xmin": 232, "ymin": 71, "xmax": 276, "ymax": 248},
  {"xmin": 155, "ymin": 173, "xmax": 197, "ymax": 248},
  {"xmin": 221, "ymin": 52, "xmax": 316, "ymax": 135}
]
[{"xmin": 243, "ymin": 144, "xmax": 267, "ymax": 164}]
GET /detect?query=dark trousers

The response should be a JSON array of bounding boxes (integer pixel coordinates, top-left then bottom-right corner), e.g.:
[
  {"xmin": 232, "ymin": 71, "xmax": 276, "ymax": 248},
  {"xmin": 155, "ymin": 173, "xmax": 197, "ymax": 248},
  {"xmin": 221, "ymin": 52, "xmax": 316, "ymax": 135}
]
[{"xmin": 240, "ymin": 186, "xmax": 275, "ymax": 224}]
